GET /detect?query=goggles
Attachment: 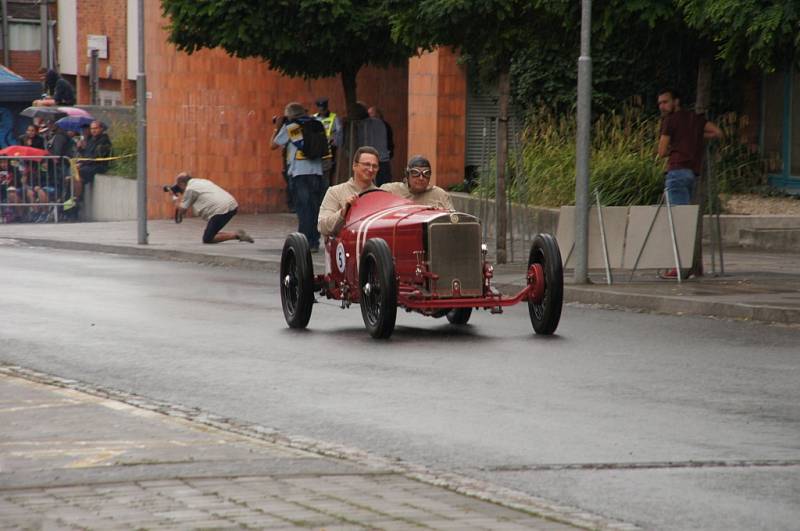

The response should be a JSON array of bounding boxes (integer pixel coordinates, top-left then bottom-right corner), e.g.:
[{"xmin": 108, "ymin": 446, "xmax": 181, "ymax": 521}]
[{"xmin": 408, "ymin": 168, "xmax": 431, "ymax": 179}]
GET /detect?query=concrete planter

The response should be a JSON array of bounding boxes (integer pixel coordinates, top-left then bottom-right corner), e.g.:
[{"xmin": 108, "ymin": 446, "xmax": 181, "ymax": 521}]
[
  {"xmin": 448, "ymin": 192, "xmax": 800, "ymax": 250},
  {"xmin": 81, "ymin": 174, "xmax": 137, "ymax": 221},
  {"xmin": 448, "ymin": 192, "xmax": 560, "ymax": 238}
]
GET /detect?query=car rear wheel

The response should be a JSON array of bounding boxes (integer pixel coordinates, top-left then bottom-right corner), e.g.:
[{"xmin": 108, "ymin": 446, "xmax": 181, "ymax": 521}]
[
  {"xmin": 280, "ymin": 232, "xmax": 314, "ymax": 329},
  {"xmin": 528, "ymin": 233, "xmax": 563, "ymax": 335},
  {"xmin": 446, "ymin": 308, "xmax": 472, "ymax": 324},
  {"xmin": 359, "ymin": 238, "xmax": 397, "ymax": 339}
]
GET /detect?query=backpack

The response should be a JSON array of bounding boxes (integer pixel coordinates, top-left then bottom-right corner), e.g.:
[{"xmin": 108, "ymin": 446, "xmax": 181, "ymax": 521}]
[{"xmin": 299, "ymin": 118, "xmax": 329, "ymax": 160}]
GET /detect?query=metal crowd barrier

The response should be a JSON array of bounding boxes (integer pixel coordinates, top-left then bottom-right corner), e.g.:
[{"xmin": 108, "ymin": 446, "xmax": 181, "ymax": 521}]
[{"xmin": 0, "ymin": 155, "xmax": 74, "ymax": 224}]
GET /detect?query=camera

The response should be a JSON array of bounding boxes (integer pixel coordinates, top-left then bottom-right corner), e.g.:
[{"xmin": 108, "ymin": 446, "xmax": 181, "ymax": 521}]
[
  {"xmin": 272, "ymin": 114, "xmax": 287, "ymax": 126},
  {"xmin": 162, "ymin": 183, "xmax": 184, "ymax": 224}
]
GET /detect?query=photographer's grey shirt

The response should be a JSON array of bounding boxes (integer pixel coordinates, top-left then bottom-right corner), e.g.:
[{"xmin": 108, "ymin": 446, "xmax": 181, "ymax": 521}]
[{"xmin": 181, "ymin": 178, "xmax": 238, "ymax": 220}]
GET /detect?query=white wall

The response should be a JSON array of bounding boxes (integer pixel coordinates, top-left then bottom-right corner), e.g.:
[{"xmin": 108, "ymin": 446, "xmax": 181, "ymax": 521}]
[
  {"xmin": 126, "ymin": 0, "xmax": 138, "ymax": 81},
  {"xmin": 57, "ymin": 0, "xmax": 77, "ymax": 75}
]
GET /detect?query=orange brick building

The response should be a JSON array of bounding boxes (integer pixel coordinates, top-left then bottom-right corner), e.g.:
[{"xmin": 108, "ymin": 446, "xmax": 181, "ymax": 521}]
[
  {"xmin": 5, "ymin": 0, "xmax": 468, "ymax": 218},
  {"xmin": 73, "ymin": 0, "xmax": 136, "ymax": 105},
  {"xmin": 139, "ymin": 0, "xmax": 463, "ymax": 218}
]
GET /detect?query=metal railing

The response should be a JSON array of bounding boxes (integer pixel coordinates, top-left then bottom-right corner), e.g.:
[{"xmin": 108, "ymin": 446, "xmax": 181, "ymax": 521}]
[{"xmin": 0, "ymin": 155, "xmax": 74, "ymax": 223}]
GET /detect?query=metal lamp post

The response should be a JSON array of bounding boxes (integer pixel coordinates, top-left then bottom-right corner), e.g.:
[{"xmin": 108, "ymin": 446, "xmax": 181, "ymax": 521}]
[
  {"xmin": 136, "ymin": 0, "xmax": 148, "ymax": 244},
  {"xmin": 574, "ymin": 0, "xmax": 592, "ymax": 283}
]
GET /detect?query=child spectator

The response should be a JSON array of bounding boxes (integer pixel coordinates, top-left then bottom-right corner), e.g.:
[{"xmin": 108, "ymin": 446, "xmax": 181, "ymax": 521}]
[{"xmin": 18, "ymin": 125, "xmax": 44, "ymax": 149}]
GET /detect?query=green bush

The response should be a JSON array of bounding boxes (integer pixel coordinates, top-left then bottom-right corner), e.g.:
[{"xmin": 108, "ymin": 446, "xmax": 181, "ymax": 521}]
[
  {"xmin": 472, "ymin": 106, "xmax": 765, "ymax": 208},
  {"xmin": 472, "ymin": 106, "xmax": 664, "ymax": 207},
  {"xmin": 107, "ymin": 121, "xmax": 137, "ymax": 179}
]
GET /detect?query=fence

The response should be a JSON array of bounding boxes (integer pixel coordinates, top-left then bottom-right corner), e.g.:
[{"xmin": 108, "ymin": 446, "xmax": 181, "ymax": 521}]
[{"xmin": 0, "ymin": 155, "xmax": 74, "ymax": 223}]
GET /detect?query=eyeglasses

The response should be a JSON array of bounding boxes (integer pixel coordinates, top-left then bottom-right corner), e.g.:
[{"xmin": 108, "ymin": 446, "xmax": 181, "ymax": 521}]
[
  {"xmin": 408, "ymin": 168, "xmax": 431, "ymax": 179},
  {"xmin": 357, "ymin": 161, "xmax": 379, "ymax": 170}
]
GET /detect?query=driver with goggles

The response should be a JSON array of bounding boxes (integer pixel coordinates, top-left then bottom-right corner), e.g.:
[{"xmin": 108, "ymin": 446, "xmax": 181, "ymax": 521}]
[{"xmin": 380, "ymin": 155, "xmax": 453, "ymax": 210}]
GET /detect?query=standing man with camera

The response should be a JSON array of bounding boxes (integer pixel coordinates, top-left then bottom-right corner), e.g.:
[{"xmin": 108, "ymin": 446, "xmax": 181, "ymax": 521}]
[
  {"xmin": 171, "ymin": 172, "xmax": 254, "ymax": 244},
  {"xmin": 271, "ymin": 102, "xmax": 327, "ymax": 252}
]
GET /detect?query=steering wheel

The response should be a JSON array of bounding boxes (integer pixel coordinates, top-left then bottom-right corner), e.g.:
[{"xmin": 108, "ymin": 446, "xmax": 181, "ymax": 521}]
[{"xmin": 358, "ymin": 188, "xmax": 387, "ymax": 197}]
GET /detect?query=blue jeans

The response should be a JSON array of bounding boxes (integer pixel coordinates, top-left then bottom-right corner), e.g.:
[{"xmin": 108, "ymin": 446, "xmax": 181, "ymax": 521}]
[
  {"xmin": 665, "ymin": 169, "xmax": 695, "ymax": 206},
  {"xmin": 293, "ymin": 174, "xmax": 323, "ymax": 249}
]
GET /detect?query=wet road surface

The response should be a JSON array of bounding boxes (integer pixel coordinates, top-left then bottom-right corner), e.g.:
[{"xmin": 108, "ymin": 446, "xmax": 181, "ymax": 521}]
[{"xmin": 1, "ymin": 244, "xmax": 798, "ymax": 530}]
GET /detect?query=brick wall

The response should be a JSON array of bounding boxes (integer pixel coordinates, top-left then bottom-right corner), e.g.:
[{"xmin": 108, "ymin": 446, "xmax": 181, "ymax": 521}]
[
  {"xmin": 6, "ymin": 51, "xmax": 42, "ymax": 82},
  {"xmin": 76, "ymin": 0, "xmax": 136, "ymax": 105},
  {"xmin": 407, "ymin": 48, "xmax": 466, "ymax": 189},
  {"xmin": 144, "ymin": 0, "xmax": 408, "ymax": 218},
  {"xmin": 408, "ymin": 51, "xmax": 440, "ymax": 178},
  {"xmin": 434, "ymin": 48, "xmax": 466, "ymax": 189}
]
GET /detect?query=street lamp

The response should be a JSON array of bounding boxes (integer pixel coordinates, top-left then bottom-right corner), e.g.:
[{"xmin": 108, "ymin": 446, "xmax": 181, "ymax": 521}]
[
  {"xmin": 574, "ymin": 0, "xmax": 592, "ymax": 283},
  {"xmin": 136, "ymin": 0, "xmax": 148, "ymax": 244}
]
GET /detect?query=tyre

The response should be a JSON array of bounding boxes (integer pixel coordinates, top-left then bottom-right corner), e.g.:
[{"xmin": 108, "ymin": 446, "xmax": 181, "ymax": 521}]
[
  {"xmin": 528, "ymin": 233, "xmax": 564, "ymax": 335},
  {"xmin": 279, "ymin": 232, "xmax": 314, "ymax": 329},
  {"xmin": 359, "ymin": 238, "xmax": 397, "ymax": 339},
  {"xmin": 446, "ymin": 307, "xmax": 472, "ymax": 325}
]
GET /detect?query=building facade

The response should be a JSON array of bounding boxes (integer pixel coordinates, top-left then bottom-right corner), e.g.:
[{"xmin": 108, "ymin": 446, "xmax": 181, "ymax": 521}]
[{"xmin": 7, "ymin": 1, "xmax": 792, "ymax": 217}]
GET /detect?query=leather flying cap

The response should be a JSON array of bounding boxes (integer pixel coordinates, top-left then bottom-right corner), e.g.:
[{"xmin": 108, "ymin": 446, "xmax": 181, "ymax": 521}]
[{"xmin": 407, "ymin": 155, "xmax": 431, "ymax": 169}]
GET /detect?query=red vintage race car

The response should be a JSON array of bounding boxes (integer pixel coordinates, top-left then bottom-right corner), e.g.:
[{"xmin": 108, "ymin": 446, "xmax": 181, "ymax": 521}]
[{"xmin": 279, "ymin": 190, "xmax": 563, "ymax": 338}]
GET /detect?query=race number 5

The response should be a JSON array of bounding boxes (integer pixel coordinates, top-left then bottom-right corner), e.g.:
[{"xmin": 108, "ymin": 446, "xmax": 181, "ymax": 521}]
[{"xmin": 336, "ymin": 242, "xmax": 346, "ymax": 272}]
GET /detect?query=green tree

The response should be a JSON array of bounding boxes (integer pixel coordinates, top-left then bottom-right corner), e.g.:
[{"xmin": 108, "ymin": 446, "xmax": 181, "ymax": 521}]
[
  {"xmin": 679, "ymin": 0, "xmax": 800, "ymax": 72},
  {"xmin": 160, "ymin": 0, "xmax": 413, "ymax": 118},
  {"xmin": 390, "ymin": 0, "xmax": 568, "ymax": 263}
]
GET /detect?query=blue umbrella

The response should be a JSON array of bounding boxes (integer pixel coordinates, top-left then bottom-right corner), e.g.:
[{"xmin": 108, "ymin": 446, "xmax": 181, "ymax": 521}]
[{"xmin": 55, "ymin": 115, "xmax": 94, "ymax": 133}]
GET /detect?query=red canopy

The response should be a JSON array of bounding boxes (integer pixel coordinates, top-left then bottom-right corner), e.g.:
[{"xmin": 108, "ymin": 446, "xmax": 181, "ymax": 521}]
[{"xmin": 0, "ymin": 145, "xmax": 49, "ymax": 161}]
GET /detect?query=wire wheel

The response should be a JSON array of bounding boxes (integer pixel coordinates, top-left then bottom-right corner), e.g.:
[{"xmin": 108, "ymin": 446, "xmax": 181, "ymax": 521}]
[
  {"xmin": 359, "ymin": 238, "xmax": 397, "ymax": 339},
  {"xmin": 280, "ymin": 233, "xmax": 314, "ymax": 329},
  {"xmin": 528, "ymin": 233, "xmax": 564, "ymax": 335}
]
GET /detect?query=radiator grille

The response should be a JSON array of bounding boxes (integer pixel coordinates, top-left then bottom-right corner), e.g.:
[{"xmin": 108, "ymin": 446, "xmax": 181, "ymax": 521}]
[{"xmin": 427, "ymin": 215, "xmax": 482, "ymax": 297}]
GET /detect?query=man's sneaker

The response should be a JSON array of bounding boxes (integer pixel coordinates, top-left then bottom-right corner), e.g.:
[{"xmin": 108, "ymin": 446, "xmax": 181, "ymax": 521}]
[{"xmin": 236, "ymin": 229, "xmax": 254, "ymax": 243}]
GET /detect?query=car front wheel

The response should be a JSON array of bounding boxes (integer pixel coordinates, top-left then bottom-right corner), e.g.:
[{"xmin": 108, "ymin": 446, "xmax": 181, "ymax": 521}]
[
  {"xmin": 359, "ymin": 238, "xmax": 397, "ymax": 339},
  {"xmin": 528, "ymin": 233, "xmax": 563, "ymax": 335},
  {"xmin": 280, "ymin": 232, "xmax": 314, "ymax": 329}
]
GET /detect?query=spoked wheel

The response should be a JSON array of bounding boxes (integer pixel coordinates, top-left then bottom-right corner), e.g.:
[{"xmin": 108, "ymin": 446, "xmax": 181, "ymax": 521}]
[
  {"xmin": 359, "ymin": 238, "xmax": 397, "ymax": 339},
  {"xmin": 528, "ymin": 233, "xmax": 564, "ymax": 335},
  {"xmin": 446, "ymin": 308, "xmax": 472, "ymax": 325},
  {"xmin": 279, "ymin": 233, "xmax": 314, "ymax": 329}
]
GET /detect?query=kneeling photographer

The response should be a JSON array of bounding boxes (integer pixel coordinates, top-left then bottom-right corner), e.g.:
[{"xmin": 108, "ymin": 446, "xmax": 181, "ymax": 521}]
[{"xmin": 167, "ymin": 172, "xmax": 254, "ymax": 244}]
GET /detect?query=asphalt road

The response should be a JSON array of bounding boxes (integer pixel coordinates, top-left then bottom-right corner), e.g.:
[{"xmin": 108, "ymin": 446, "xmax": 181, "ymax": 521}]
[{"xmin": 2, "ymin": 243, "xmax": 798, "ymax": 530}]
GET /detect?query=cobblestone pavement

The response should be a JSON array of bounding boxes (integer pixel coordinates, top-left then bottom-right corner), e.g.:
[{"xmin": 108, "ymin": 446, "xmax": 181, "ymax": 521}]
[{"xmin": 1, "ymin": 369, "xmax": 630, "ymax": 530}]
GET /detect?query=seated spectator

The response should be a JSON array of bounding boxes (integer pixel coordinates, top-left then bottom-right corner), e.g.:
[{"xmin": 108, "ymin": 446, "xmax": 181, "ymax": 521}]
[
  {"xmin": 75, "ymin": 120, "xmax": 111, "ymax": 204},
  {"xmin": 2, "ymin": 186, "xmax": 23, "ymax": 223},
  {"xmin": 0, "ymin": 161, "xmax": 29, "ymax": 222},
  {"xmin": 17, "ymin": 163, "xmax": 49, "ymax": 222},
  {"xmin": 45, "ymin": 123, "xmax": 75, "ymax": 212},
  {"xmin": 18, "ymin": 125, "xmax": 44, "ymax": 149},
  {"xmin": 380, "ymin": 155, "xmax": 453, "ymax": 210},
  {"xmin": 33, "ymin": 69, "xmax": 76, "ymax": 107}
]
